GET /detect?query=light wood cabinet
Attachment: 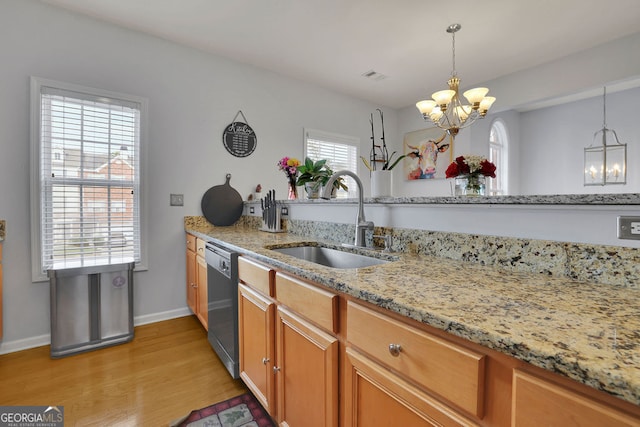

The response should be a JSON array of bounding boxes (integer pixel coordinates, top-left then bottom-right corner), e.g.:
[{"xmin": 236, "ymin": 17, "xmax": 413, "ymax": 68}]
[
  {"xmin": 512, "ymin": 369, "xmax": 640, "ymax": 427},
  {"xmin": 196, "ymin": 253, "xmax": 208, "ymax": 330},
  {"xmin": 185, "ymin": 234, "xmax": 207, "ymax": 330},
  {"xmin": 237, "ymin": 257, "xmax": 339, "ymax": 426},
  {"xmin": 238, "ymin": 257, "xmax": 276, "ymax": 415},
  {"xmin": 275, "ymin": 305, "xmax": 339, "ymax": 427},
  {"xmin": 345, "ymin": 347, "xmax": 478, "ymax": 426},
  {"xmin": 346, "ymin": 300, "xmax": 483, "ymax": 426},
  {"xmin": 238, "ymin": 281, "xmax": 276, "ymax": 414},
  {"xmin": 186, "ymin": 234, "xmax": 197, "ymax": 315},
  {"xmin": 235, "ymin": 255, "xmax": 640, "ymax": 427},
  {"xmin": 0, "ymin": 244, "xmax": 3, "ymax": 339}
]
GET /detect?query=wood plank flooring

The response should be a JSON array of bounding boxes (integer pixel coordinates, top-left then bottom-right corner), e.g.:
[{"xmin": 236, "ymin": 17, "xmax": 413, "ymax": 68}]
[{"xmin": 0, "ymin": 315, "xmax": 247, "ymax": 426}]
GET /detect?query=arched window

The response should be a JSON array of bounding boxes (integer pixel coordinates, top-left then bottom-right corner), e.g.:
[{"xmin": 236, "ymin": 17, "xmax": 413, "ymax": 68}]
[{"xmin": 488, "ymin": 120, "xmax": 508, "ymax": 195}]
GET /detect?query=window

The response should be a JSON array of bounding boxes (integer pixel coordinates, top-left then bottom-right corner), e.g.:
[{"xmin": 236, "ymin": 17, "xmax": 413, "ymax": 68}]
[
  {"xmin": 488, "ymin": 120, "xmax": 508, "ymax": 196},
  {"xmin": 304, "ymin": 128, "xmax": 359, "ymax": 198},
  {"xmin": 30, "ymin": 77, "xmax": 147, "ymax": 279}
]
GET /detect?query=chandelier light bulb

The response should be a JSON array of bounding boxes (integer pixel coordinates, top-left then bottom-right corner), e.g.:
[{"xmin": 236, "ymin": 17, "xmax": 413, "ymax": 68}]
[
  {"xmin": 416, "ymin": 99, "xmax": 437, "ymax": 117},
  {"xmin": 455, "ymin": 105, "xmax": 471, "ymax": 122},
  {"xmin": 479, "ymin": 96, "xmax": 496, "ymax": 115},
  {"xmin": 463, "ymin": 87, "xmax": 489, "ymax": 107},
  {"xmin": 431, "ymin": 89, "xmax": 455, "ymax": 109},
  {"xmin": 430, "ymin": 107, "xmax": 443, "ymax": 121}
]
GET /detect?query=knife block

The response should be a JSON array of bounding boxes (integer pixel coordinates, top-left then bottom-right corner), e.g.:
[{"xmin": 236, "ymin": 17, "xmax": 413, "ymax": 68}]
[{"xmin": 259, "ymin": 206, "xmax": 284, "ymax": 233}]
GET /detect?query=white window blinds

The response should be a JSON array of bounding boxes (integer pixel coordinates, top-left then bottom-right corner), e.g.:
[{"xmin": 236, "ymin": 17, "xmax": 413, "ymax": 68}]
[
  {"xmin": 36, "ymin": 82, "xmax": 142, "ymax": 272},
  {"xmin": 304, "ymin": 129, "xmax": 359, "ymax": 198}
]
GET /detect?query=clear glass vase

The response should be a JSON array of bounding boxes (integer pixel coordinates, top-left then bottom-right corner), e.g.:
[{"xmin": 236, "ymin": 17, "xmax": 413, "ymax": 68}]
[
  {"xmin": 454, "ymin": 174, "xmax": 486, "ymax": 196},
  {"xmin": 288, "ymin": 180, "xmax": 298, "ymax": 200},
  {"xmin": 304, "ymin": 181, "xmax": 322, "ymax": 199}
]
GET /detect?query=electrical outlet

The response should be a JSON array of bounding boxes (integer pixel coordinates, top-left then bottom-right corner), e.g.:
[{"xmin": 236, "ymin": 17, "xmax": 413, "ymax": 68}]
[
  {"xmin": 170, "ymin": 194, "xmax": 184, "ymax": 206},
  {"xmin": 281, "ymin": 206, "xmax": 289, "ymax": 217},
  {"xmin": 617, "ymin": 216, "xmax": 640, "ymax": 240},
  {"xmin": 249, "ymin": 206, "xmax": 255, "ymax": 214}
]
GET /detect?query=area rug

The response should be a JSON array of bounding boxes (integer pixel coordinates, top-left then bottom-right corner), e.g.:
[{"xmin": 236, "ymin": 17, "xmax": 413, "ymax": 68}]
[{"xmin": 171, "ymin": 393, "xmax": 275, "ymax": 427}]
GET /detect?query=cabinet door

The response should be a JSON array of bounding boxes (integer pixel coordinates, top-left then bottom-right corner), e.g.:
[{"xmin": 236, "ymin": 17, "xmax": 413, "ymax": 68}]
[
  {"xmin": 186, "ymin": 246, "xmax": 197, "ymax": 315},
  {"xmin": 0, "ymin": 244, "xmax": 3, "ymax": 339},
  {"xmin": 275, "ymin": 306, "xmax": 339, "ymax": 427},
  {"xmin": 344, "ymin": 347, "xmax": 478, "ymax": 427},
  {"xmin": 196, "ymin": 254, "xmax": 208, "ymax": 330},
  {"xmin": 238, "ymin": 283, "xmax": 276, "ymax": 415}
]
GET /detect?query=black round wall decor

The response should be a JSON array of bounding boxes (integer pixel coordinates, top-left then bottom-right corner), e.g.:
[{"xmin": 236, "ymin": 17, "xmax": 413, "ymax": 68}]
[{"xmin": 222, "ymin": 121, "xmax": 257, "ymax": 157}]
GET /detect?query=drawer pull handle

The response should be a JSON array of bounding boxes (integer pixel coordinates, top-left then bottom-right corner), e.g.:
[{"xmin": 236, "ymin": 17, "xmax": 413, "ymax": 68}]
[
  {"xmin": 388, "ymin": 343, "xmax": 402, "ymax": 357},
  {"xmin": 262, "ymin": 357, "xmax": 270, "ymax": 365},
  {"xmin": 273, "ymin": 366, "xmax": 281, "ymax": 374}
]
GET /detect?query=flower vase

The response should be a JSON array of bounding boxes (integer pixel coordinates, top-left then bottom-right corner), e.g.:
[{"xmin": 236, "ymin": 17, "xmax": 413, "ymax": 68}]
[
  {"xmin": 288, "ymin": 180, "xmax": 298, "ymax": 200},
  {"xmin": 371, "ymin": 170, "xmax": 392, "ymax": 197},
  {"xmin": 455, "ymin": 174, "xmax": 486, "ymax": 196}
]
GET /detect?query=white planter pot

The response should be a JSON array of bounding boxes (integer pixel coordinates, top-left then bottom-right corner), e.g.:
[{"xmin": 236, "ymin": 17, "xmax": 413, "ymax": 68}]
[{"xmin": 371, "ymin": 170, "xmax": 392, "ymax": 197}]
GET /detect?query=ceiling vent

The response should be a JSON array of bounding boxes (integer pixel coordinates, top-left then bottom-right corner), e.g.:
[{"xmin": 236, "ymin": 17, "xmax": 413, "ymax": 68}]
[{"xmin": 361, "ymin": 70, "xmax": 387, "ymax": 82}]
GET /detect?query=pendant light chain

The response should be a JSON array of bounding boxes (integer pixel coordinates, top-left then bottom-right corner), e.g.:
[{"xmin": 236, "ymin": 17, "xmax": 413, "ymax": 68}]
[
  {"xmin": 451, "ymin": 30, "xmax": 457, "ymax": 77},
  {"xmin": 602, "ymin": 87, "xmax": 607, "ymax": 129}
]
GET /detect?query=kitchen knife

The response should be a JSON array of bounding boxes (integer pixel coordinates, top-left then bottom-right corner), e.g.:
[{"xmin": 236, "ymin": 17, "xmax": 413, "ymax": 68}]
[{"xmin": 269, "ymin": 190, "xmax": 274, "ymax": 229}]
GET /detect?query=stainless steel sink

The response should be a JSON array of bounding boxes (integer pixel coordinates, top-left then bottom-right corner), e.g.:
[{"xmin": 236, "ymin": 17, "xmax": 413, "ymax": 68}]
[{"xmin": 269, "ymin": 244, "xmax": 392, "ymax": 269}]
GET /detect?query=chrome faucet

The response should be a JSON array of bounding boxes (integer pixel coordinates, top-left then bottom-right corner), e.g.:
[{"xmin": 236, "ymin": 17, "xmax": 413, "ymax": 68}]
[{"xmin": 322, "ymin": 170, "xmax": 373, "ymax": 247}]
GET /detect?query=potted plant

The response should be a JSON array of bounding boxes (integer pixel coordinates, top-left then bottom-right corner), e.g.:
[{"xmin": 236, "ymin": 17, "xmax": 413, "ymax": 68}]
[
  {"xmin": 296, "ymin": 157, "xmax": 347, "ymax": 198},
  {"xmin": 324, "ymin": 165, "xmax": 348, "ymax": 198}
]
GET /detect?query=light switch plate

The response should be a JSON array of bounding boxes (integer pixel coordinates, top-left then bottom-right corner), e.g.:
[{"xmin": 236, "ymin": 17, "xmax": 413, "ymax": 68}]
[
  {"xmin": 617, "ymin": 216, "xmax": 640, "ymax": 240},
  {"xmin": 170, "ymin": 194, "xmax": 184, "ymax": 206}
]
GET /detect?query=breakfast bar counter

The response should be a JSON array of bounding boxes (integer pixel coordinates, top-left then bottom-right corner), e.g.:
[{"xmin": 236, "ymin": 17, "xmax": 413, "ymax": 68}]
[{"xmin": 185, "ymin": 217, "xmax": 640, "ymax": 408}]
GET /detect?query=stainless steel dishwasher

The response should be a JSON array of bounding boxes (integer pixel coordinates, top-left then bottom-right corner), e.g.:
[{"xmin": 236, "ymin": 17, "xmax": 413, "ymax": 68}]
[{"xmin": 205, "ymin": 242, "xmax": 240, "ymax": 378}]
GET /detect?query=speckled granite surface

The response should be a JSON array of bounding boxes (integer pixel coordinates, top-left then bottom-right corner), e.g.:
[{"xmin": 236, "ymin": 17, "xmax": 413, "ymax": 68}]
[
  {"xmin": 184, "ymin": 216, "xmax": 640, "ymax": 406},
  {"xmin": 278, "ymin": 193, "xmax": 640, "ymax": 205},
  {"xmin": 287, "ymin": 219, "xmax": 640, "ymax": 289}
]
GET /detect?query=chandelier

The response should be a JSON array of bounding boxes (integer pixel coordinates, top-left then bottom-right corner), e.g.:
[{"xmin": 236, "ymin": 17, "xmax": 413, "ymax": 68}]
[
  {"xmin": 415, "ymin": 24, "xmax": 496, "ymax": 137},
  {"xmin": 584, "ymin": 87, "xmax": 627, "ymax": 186}
]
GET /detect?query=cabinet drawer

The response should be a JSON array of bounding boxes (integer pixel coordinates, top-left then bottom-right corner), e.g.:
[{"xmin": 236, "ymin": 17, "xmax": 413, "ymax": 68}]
[
  {"xmin": 238, "ymin": 256, "xmax": 274, "ymax": 297},
  {"xmin": 346, "ymin": 348, "xmax": 479, "ymax": 427},
  {"xmin": 275, "ymin": 272, "xmax": 338, "ymax": 334},
  {"xmin": 347, "ymin": 301, "xmax": 485, "ymax": 418},
  {"xmin": 512, "ymin": 370, "xmax": 639, "ymax": 427},
  {"xmin": 186, "ymin": 233, "xmax": 196, "ymax": 252},
  {"xmin": 196, "ymin": 238, "xmax": 206, "ymax": 258}
]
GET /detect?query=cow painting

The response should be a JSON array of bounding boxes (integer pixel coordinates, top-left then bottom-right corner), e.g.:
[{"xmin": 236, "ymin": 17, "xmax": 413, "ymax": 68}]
[{"xmin": 404, "ymin": 131, "xmax": 451, "ymax": 180}]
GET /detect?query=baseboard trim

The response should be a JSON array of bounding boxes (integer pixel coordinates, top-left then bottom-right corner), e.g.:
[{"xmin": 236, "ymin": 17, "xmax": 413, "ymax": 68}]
[
  {"xmin": 133, "ymin": 307, "xmax": 192, "ymax": 327},
  {"xmin": 0, "ymin": 307, "xmax": 194, "ymax": 355},
  {"xmin": 0, "ymin": 333, "xmax": 50, "ymax": 355}
]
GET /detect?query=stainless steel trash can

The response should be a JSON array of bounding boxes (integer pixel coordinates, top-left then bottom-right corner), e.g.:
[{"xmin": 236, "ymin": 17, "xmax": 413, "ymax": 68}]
[{"xmin": 48, "ymin": 262, "xmax": 134, "ymax": 358}]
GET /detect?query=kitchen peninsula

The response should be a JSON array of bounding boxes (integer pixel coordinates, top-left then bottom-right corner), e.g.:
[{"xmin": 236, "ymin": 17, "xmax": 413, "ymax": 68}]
[{"xmin": 185, "ymin": 214, "xmax": 640, "ymax": 425}]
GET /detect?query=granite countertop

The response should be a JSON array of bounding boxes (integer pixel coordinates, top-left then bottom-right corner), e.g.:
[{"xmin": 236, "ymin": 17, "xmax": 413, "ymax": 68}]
[{"xmin": 185, "ymin": 219, "xmax": 640, "ymax": 407}]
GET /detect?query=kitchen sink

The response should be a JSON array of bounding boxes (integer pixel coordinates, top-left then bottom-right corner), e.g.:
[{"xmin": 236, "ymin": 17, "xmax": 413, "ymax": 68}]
[{"xmin": 268, "ymin": 244, "xmax": 393, "ymax": 269}]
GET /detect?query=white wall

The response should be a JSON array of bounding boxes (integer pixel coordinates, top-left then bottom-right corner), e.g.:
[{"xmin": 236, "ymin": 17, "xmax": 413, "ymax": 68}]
[
  {"xmin": 0, "ymin": 0, "xmax": 396, "ymax": 352},
  {"xmin": 517, "ymin": 88, "xmax": 639, "ymax": 195}
]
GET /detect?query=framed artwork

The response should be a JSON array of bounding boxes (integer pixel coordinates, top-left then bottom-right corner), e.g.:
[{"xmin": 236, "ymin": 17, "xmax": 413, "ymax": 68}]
[{"xmin": 403, "ymin": 127, "xmax": 453, "ymax": 180}]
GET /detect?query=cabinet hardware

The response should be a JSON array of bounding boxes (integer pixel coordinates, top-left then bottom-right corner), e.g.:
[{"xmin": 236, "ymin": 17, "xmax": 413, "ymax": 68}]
[
  {"xmin": 262, "ymin": 357, "xmax": 270, "ymax": 365},
  {"xmin": 388, "ymin": 343, "xmax": 402, "ymax": 357},
  {"xmin": 273, "ymin": 366, "xmax": 281, "ymax": 374}
]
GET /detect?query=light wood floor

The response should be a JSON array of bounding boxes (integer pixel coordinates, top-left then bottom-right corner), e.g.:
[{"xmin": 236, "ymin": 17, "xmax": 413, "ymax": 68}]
[{"xmin": 0, "ymin": 316, "xmax": 247, "ymax": 426}]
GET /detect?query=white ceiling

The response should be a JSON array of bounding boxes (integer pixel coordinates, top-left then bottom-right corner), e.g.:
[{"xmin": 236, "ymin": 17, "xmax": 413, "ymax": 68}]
[{"xmin": 40, "ymin": 0, "xmax": 640, "ymax": 109}]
